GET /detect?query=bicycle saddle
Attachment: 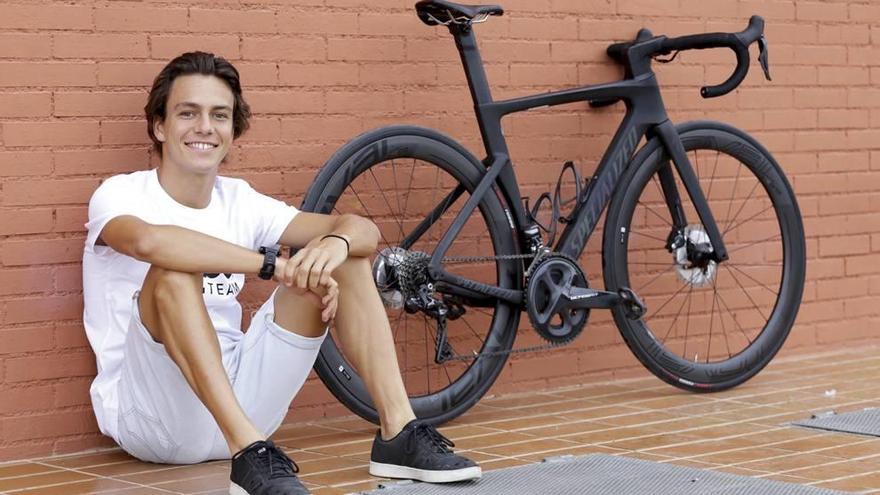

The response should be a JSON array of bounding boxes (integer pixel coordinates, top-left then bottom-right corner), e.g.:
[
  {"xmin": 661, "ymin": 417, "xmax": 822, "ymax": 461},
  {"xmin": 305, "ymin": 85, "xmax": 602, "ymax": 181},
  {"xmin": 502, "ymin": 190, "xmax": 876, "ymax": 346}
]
[{"xmin": 415, "ymin": 0, "xmax": 504, "ymax": 26}]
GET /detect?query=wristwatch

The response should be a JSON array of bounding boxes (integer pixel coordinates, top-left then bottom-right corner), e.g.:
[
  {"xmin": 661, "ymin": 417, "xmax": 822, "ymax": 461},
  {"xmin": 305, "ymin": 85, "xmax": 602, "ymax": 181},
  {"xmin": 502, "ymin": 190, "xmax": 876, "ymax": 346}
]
[{"xmin": 258, "ymin": 246, "xmax": 279, "ymax": 280}]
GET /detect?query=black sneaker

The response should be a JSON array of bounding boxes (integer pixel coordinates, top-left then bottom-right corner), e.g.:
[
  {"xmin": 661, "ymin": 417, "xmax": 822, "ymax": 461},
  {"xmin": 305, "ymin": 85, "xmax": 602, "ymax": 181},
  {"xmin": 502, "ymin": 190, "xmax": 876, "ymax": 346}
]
[
  {"xmin": 369, "ymin": 420, "xmax": 481, "ymax": 483},
  {"xmin": 230, "ymin": 440, "xmax": 310, "ymax": 495}
]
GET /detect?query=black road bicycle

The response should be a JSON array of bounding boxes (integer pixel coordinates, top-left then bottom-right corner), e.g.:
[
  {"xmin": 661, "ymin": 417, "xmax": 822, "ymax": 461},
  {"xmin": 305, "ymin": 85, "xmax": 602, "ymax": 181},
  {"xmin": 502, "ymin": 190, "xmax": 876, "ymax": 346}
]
[{"xmin": 302, "ymin": 0, "xmax": 806, "ymax": 425}]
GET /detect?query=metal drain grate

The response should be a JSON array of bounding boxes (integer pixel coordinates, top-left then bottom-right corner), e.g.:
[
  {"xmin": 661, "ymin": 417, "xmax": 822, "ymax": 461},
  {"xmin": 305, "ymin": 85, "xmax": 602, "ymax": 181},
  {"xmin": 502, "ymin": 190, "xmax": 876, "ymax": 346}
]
[
  {"xmin": 793, "ymin": 408, "xmax": 880, "ymax": 437},
  {"xmin": 356, "ymin": 454, "xmax": 847, "ymax": 494}
]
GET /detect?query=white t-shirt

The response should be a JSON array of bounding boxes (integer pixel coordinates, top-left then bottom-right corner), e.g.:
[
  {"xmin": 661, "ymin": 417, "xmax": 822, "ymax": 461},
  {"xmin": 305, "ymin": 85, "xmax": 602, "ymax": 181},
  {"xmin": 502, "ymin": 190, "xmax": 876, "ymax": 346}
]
[{"xmin": 82, "ymin": 169, "xmax": 298, "ymax": 440}]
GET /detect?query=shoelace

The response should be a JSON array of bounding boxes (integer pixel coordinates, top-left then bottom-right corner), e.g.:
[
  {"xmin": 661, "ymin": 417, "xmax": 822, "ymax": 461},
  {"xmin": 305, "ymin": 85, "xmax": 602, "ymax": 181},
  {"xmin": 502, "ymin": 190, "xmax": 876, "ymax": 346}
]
[
  {"xmin": 253, "ymin": 444, "xmax": 300, "ymax": 480},
  {"xmin": 408, "ymin": 423, "xmax": 455, "ymax": 455}
]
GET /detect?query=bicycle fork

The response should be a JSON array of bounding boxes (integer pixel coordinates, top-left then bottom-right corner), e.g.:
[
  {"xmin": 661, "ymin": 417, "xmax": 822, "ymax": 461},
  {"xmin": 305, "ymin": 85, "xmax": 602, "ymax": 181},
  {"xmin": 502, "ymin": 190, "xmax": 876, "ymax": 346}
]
[{"xmin": 654, "ymin": 120, "xmax": 729, "ymax": 262}]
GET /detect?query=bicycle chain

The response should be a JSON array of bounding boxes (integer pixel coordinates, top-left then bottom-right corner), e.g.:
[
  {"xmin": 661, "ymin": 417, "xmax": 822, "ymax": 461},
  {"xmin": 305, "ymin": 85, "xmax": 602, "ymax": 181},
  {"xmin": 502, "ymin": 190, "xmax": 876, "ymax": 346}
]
[{"xmin": 425, "ymin": 250, "xmax": 575, "ymax": 362}]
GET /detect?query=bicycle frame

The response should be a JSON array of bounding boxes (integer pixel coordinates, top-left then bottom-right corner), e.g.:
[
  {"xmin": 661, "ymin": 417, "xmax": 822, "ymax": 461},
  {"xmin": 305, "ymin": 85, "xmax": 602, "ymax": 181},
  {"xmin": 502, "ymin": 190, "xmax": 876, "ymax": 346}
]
[{"xmin": 426, "ymin": 24, "xmax": 729, "ymax": 306}]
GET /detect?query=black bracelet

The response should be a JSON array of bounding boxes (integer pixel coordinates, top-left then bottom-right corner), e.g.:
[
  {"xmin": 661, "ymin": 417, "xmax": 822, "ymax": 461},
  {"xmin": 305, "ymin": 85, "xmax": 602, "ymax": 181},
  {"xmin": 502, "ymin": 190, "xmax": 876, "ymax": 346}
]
[{"xmin": 321, "ymin": 234, "xmax": 350, "ymax": 255}]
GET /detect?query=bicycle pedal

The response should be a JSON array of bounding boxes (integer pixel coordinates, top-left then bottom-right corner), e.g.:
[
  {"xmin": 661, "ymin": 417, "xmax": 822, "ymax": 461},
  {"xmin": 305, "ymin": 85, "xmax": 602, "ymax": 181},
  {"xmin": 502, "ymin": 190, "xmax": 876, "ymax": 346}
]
[{"xmin": 618, "ymin": 287, "xmax": 647, "ymax": 320}]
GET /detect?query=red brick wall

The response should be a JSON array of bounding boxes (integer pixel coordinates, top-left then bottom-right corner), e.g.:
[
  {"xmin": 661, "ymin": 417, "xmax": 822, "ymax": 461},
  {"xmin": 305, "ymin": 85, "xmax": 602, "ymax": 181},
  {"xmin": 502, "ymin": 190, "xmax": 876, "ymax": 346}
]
[{"xmin": 1, "ymin": 0, "xmax": 878, "ymax": 460}]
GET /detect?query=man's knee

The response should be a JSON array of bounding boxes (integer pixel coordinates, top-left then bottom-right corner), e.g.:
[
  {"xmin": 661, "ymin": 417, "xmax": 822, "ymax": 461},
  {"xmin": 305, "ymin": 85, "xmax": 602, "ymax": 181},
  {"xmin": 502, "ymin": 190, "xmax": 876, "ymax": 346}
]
[
  {"xmin": 146, "ymin": 266, "xmax": 202, "ymax": 307},
  {"xmin": 332, "ymin": 256, "xmax": 371, "ymax": 284}
]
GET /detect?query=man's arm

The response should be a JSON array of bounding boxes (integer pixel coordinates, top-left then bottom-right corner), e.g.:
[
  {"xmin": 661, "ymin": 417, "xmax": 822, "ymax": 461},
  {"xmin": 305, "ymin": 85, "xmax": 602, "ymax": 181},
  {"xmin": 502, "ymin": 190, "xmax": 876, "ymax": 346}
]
[
  {"xmin": 99, "ymin": 215, "xmax": 264, "ymax": 274},
  {"xmin": 277, "ymin": 211, "xmax": 380, "ymax": 256}
]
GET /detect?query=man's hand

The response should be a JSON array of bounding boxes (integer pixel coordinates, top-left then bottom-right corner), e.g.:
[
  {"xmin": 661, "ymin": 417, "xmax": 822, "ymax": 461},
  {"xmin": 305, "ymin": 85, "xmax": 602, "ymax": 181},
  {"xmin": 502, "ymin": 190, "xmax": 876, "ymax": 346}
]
[{"xmin": 273, "ymin": 236, "xmax": 347, "ymax": 322}]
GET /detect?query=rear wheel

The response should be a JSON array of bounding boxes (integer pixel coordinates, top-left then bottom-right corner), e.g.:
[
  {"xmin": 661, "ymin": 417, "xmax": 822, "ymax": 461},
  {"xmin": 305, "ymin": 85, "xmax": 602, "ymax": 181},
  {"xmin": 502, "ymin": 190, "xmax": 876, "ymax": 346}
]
[
  {"xmin": 603, "ymin": 121, "xmax": 805, "ymax": 392},
  {"xmin": 302, "ymin": 125, "xmax": 522, "ymax": 424}
]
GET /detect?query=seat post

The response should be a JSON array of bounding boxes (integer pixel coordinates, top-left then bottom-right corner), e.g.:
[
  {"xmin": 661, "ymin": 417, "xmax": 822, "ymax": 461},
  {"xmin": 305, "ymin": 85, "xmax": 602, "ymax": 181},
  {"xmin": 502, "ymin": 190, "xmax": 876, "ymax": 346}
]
[{"xmin": 450, "ymin": 25, "xmax": 493, "ymax": 107}]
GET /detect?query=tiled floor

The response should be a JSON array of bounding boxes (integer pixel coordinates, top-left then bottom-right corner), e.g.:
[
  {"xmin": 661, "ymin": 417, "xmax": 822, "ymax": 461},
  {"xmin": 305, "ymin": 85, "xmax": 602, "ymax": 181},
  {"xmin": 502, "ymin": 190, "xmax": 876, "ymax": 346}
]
[{"xmin": 3, "ymin": 345, "xmax": 880, "ymax": 494}]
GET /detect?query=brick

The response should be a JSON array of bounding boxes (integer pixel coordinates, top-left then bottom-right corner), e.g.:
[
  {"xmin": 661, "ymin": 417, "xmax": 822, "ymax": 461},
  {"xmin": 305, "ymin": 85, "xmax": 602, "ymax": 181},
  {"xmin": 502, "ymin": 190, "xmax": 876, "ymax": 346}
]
[
  {"xmin": 509, "ymin": 17, "xmax": 579, "ymax": 41},
  {"xmin": 277, "ymin": 10, "xmax": 358, "ymax": 35},
  {"xmin": 3, "ymin": 294, "xmax": 83, "ymax": 325},
  {"xmin": 818, "ymin": 109, "xmax": 869, "ymax": 129},
  {"xmin": 236, "ymin": 63, "xmax": 279, "ymax": 86},
  {"xmin": 189, "ymin": 8, "xmax": 276, "ymax": 33},
  {"xmin": 0, "ymin": 386, "xmax": 54, "ymax": 414},
  {"xmin": 359, "ymin": 63, "xmax": 436, "ymax": 86},
  {"xmin": 2, "ymin": 178, "xmax": 100, "ymax": 206},
  {"xmin": 486, "ymin": 40, "xmax": 554, "ymax": 63},
  {"xmin": 247, "ymin": 91, "xmax": 324, "ymax": 115},
  {"xmin": 845, "ymin": 253, "xmax": 880, "ymax": 276},
  {"xmin": 54, "ymin": 206, "xmax": 88, "ymax": 234},
  {"xmin": 1, "ymin": 238, "xmax": 85, "ymax": 266},
  {"xmin": 1, "ymin": 410, "xmax": 97, "ymax": 442},
  {"xmin": 0, "ymin": 208, "xmax": 53, "ymax": 235},
  {"xmin": 151, "ymin": 35, "xmax": 240, "ymax": 60},
  {"xmin": 763, "ymin": 109, "xmax": 817, "ymax": 130},
  {"xmin": 818, "ymin": 66, "xmax": 869, "ymax": 86},
  {"xmin": 280, "ymin": 63, "xmax": 358, "ymax": 86},
  {"xmin": 328, "ymin": 38, "xmax": 404, "ymax": 62},
  {"xmin": 0, "ymin": 62, "xmax": 95, "ymax": 87},
  {"xmin": 818, "ymin": 24, "xmax": 870, "ymax": 45},
  {"xmin": 0, "ymin": 4, "xmax": 92, "ymax": 30},
  {"xmin": 738, "ymin": 1, "xmax": 795, "ymax": 20},
  {"xmin": 0, "ymin": 326, "xmax": 54, "ymax": 355},
  {"xmin": 358, "ymin": 13, "xmax": 425, "ymax": 37},
  {"xmin": 0, "ymin": 152, "xmax": 53, "ymax": 177},
  {"xmin": 280, "ymin": 116, "xmax": 362, "ymax": 142},
  {"xmin": 55, "ymin": 91, "xmax": 147, "ymax": 118},
  {"xmin": 0, "ymin": 34, "xmax": 51, "ymax": 58},
  {"xmin": 796, "ymin": 1, "xmax": 849, "ymax": 22},
  {"xmin": 97, "ymin": 62, "xmax": 166, "ymax": 86},
  {"xmin": 54, "ymin": 149, "xmax": 149, "ymax": 176},
  {"xmin": 54, "ymin": 34, "xmax": 149, "ymax": 59},
  {"xmin": 850, "ymin": 3, "xmax": 880, "ymax": 22},
  {"xmin": 100, "ymin": 121, "xmax": 150, "ymax": 146},
  {"xmin": 0, "ymin": 266, "xmax": 55, "ymax": 295},
  {"xmin": 793, "ymin": 88, "xmax": 847, "ymax": 108},
  {"xmin": 54, "ymin": 378, "xmax": 92, "ymax": 407},
  {"xmin": 235, "ymin": 117, "xmax": 281, "ymax": 143},
  {"xmin": 511, "ymin": 63, "xmax": 578, "ymax": 86},
  {"xmin": 55, "ymin": 323, "xmax": 90, "ymax": 350},
  {"xmin": 817, "ymin": 151, "xmax": 870, "ymax": 173},
  {"xmin": 325, "ymin": 90, "xmax": 404, "ymax": 113},
  {"xmin": 95, "ymin": 5, "xmax": 188, "ymax": 31},
  {"xmin": 0, "ymin": 93, "xmax": 52, "ymax": 118},
  {"xmin": 2, "ymin": 122, "xmax": 100, "ymax": 147},
  {"xmin": 241, "ymin": 37, "xmax": 325, "ymax": 61}
]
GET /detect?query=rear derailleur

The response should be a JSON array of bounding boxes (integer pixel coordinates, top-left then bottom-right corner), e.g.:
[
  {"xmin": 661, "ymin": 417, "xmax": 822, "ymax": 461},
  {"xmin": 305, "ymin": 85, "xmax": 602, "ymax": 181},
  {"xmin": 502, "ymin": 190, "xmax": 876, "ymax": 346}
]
[{"xmin": 404, "ymin": 283, "xmax": 465, "ymax": 364}]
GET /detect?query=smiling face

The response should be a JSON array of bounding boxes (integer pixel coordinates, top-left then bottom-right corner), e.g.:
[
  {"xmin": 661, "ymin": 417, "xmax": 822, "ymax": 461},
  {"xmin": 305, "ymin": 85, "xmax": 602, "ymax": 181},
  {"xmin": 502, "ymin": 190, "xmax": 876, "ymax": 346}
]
[{"xmin": 153, "ymin": 74, "xmax": 235, "ymax": 176}]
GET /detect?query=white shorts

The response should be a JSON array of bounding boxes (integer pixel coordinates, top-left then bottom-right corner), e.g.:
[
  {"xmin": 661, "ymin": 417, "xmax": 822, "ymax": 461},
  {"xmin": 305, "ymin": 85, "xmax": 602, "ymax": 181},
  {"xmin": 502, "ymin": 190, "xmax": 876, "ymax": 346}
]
[{"xmin": 115, "ymin": 290, "xmax": 326, "ymax": 464}]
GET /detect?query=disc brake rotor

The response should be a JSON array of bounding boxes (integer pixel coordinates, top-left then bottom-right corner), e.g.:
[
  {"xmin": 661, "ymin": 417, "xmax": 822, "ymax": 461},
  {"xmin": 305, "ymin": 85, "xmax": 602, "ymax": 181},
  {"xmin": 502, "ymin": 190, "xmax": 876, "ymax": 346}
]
[{"xmin": 674, "ymin": 225, "xmax": 717, "ymax": 287}]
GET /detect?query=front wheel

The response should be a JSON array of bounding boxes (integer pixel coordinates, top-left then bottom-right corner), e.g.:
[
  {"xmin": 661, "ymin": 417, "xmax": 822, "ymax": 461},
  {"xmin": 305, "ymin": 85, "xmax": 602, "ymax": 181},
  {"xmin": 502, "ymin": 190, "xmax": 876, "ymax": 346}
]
[
  {"xmin": 302, "ymin": 125, "xmax": 522, "ymax": 425},
  {"xmin": 603, "ymin": 121, "xmax": 806, "ymax": 392}
]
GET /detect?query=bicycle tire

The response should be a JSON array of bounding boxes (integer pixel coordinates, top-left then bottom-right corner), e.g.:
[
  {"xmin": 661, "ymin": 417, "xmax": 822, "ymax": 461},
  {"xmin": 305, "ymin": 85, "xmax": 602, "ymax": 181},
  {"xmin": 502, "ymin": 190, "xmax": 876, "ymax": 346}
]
[
  {"xmin": 603, "ymin": 121, "xmax": 805, "ymax": 392},
  {"xmin": 302, "ymin": 125, "xmax": 522, "ymax": 425}
]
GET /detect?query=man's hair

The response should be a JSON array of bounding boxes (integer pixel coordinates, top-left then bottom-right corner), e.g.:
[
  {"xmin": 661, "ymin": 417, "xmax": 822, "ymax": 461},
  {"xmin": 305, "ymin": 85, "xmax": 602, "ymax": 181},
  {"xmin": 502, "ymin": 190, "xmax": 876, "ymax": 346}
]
[{"xmin": 144, "ymin": 51, "xmax": 251, "ymax": 154}]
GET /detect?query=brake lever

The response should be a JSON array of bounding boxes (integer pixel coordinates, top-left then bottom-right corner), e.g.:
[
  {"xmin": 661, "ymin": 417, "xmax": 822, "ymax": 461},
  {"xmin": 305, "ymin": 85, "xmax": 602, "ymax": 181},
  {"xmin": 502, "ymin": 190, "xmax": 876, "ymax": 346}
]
[{"xmin": 757, "ymin": 35, "xmax": 771, "ymax": 81}]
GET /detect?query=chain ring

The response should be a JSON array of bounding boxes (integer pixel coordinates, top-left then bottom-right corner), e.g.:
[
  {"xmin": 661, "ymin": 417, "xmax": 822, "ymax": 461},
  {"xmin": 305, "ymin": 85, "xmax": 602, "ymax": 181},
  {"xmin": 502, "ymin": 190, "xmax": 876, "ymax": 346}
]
[{"xmin": 525, "ymin": 253, "xmax": 590, "ymax": 344}]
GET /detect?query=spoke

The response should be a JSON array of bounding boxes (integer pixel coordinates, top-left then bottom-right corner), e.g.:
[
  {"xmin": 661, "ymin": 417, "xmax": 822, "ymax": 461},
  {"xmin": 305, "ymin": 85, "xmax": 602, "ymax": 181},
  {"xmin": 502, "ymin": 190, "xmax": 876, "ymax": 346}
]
[
  {"xmin": 391, "ymin": 159, "xmax": 406, "ymax": 235},
  {"xmin": 683, "ymin": 277, "xmax": 694, "ymax": 361},
  {"xmin": 706, "ymin": 278, "xmax": 718, "ymax": 363},
  {"xmin": 727, "ymin": 235, "xmax": 782, "ymax": 255},
  {"xmin": 634, "ymin": 266, "xmax": 673, "ymax": 293},
  {"xmin": 726, "ymin": 263, "xmax": 780, "ymax": 295},
  {"xmin": 723, "ymin": 160, "xmax": 743, "ymax": 231},
  {"xmin": 725, "ymin": 262, "xmax": 782, "ymax": 268},
  {"xmin": 428, "ymin": 165, "xmax": 442, "ymax": 245},
  {"xmin": 404, "ymin": 315, "xmax": 409, "ymax": 388},
  {"xmin": 723, "ymin": 179, "xmax": 761, "ymax": 234},
  {"xmin": 694, "ymin": 151, "xmax": 700, "ymax": 182},
  {"xmin": 392, "ymin": 309, "xmax": 404, "ymax": 343},
  {"xmin": 401, "ymin": 159, "xmax": 417, "ymax": 220},
  {"xmin": 347, "ymin": 184, "xmax": 395, "ymax": 250},
  {"xmin": 660, "ymin": 281, "xmax": 693, "ymax": 344},
  {"xmin": 630, "ymin": 229, "xmax": 668, "ymax": 244},
  {"xmin": 717, "ymin": 271, "xmax": 733, "ymax": 359},
  {"xmin": 704, "ymin": 150, "xmax": 720, "ymax": 201},
  {"xmin": 716, "ymin": 291, "xmax": 754, "ymax": 347},
  {"xmin": 638, "ymin": 261, "xmax": 679, "ymax": 266},
  {"xmin": 459, "ymin": 316, "xmax": 487, "ymax": 345},
  {"xmin": 638, "ymin": 200, "xmax": 673, "ymax": 227},
  {"xmin": 649, "ymin": 278, "xmax": 692, "ymax": 321},
  {"xmin": 723, "ymin": 265, "xmax": 770, "ymax": 322},
  {"xmin": 723, "ymin": 204, "xmax": 775, "ymax": 236},
  {"xmin": 369, "ymin": 167, "xmax": 407, "ymax": 241}
]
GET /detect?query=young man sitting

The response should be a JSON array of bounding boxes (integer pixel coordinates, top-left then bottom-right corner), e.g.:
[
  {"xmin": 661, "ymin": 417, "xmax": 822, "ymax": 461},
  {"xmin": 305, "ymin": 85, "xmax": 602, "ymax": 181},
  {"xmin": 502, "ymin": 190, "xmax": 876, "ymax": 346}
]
[{"xmin": 82, "ymin": 51, "xmax": 480, "ymax": 495}]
